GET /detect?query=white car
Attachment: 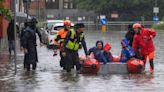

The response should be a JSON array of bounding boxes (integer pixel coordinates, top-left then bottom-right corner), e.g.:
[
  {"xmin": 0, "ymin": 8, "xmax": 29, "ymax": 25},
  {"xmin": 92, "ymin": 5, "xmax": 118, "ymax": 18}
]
[
  {"xmin": 47, "ymin": 22, "xmax": 74, "ymax": 48},
  {"xmin": 41, "ymin": 20, "xmax": 64, "ymax": 45}
]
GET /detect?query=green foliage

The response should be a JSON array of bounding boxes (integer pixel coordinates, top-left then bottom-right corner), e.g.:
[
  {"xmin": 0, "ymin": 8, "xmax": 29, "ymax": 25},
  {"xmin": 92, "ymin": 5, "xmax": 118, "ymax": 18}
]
[
  {"xmin": 152, "ymin": 22, "xmax": 164, "ymax": 30},
  {"xmin": 75, "ymin": 0, "xmax": 164, "ymax": 21},
  {"xmin": 0, "ymin": 0, "xmax": 12, "ymax": 20}
]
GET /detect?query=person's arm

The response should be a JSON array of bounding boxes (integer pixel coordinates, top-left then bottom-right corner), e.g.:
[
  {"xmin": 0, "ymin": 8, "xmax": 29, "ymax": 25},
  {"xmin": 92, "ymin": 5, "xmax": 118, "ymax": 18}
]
[
  {"xmin": 81, "ymin": 36, "xmax": 88, "ymax": 55},
  {"xmin": 36, "ymin": 28, "xmax": 42, "ymax": 43},
  {"xmin": 88, "ymin": 47, "xmax": 94, "ymax": 55},
  {"xmin": 149, "ymin": 29, "xmax": 156, "ymax": 38},
  {"xmin": 54, "ymin": 33, "xmax": 61, "ymax": 49}
]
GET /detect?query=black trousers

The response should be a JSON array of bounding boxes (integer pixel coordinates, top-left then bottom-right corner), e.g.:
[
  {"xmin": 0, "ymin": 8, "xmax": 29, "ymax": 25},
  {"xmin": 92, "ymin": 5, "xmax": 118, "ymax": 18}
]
[
  {"xmin": 65, "ymin": 49, "xmax": 80, "ymax": 71},
  {"xmin": 26, "ymin": 63, "xmax": 37, "ymax": 71},
  {"xmin": 60, "ymin": 51, "xmax": 65, "ymax": 69}
]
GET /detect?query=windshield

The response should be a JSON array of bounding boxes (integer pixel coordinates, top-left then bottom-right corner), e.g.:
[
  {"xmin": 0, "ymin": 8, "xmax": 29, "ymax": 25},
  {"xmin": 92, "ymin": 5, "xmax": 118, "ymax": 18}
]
[
  {"xmin": 54, "ymin": 26, "xmax": 64, "ymax": 31},
  {"xmin": 47, "ymin": 22, "xmax": 63, "ymax": 29}
]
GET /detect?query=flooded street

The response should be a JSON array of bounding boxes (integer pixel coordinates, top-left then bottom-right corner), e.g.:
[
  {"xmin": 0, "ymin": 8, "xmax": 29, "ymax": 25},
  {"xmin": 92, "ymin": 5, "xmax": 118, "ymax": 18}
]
[{"xmin": 0, "ymin": 30, "xmax": 164, "ymax": 92}]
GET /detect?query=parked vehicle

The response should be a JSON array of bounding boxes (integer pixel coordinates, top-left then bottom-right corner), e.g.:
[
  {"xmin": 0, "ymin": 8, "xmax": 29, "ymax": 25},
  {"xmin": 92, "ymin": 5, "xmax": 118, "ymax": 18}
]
[{"xmin": 41, "ymin": 20, "xmax": 64, "ymax": 45}]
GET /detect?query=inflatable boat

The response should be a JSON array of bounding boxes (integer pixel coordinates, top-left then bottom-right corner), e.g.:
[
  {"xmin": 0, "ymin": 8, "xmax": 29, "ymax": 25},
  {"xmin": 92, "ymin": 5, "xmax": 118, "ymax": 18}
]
[
  {"xmin": 127, "ymin": 58, "xmax": 145, "ymax": 73},
  {"xmin": 80, "ymin": 55, "xmax": 100, "ymax": 74},
  {"xmin": 80, "ymin": 55, "xmax": 144, "ymax": 74}
]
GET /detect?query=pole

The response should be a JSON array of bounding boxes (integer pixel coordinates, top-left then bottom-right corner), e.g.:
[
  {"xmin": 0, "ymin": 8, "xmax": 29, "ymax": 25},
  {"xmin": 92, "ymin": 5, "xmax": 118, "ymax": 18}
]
[
  {"xmin": 155, "ymin": 0, "xmax": 157, "ymax": 16},
  {"xmin": 14, "ymin": 0, "xmax": 17, "ymax": 75},
  {"xmin": 26, "ymin": 0, "xmax": 29, "ymax": 20}
]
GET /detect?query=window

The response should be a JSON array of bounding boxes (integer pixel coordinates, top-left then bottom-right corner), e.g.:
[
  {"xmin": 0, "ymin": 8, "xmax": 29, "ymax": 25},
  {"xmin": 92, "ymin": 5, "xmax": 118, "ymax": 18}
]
[
  {"xmin": 64, "ymin": 3, "xmax": 69, "ymax": 9},
  {"xmin": 63, "ymin": 0, "xmax": 75, "ymax": 9},
  {"xmin": 46, "ymin": 0, "xmax": 59, "ymax": 9},
  {"xmin": 64, "ymin": 0, "xmax": 69, "ymax": 2},
  {"xmin": 52, "ymin": 0, "xmax": 56, "ymax": 2},
  {"xmin": 46, "ymin": 0, "xmax": 50, "ymax": 2}
]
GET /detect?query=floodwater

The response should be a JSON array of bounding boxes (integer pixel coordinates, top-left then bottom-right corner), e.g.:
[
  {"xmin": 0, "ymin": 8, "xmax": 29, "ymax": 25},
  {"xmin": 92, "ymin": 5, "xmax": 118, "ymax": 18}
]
[{"xmin": 0, "ymin": 30, "xmax": 164, "ymax": 92}]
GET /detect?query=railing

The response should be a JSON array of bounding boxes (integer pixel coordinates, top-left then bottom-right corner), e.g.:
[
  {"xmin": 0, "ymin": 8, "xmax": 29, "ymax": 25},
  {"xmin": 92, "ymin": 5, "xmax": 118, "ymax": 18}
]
[{"xmin": 79, "ymin": 21, "xmax": 159, "ymax": 31}]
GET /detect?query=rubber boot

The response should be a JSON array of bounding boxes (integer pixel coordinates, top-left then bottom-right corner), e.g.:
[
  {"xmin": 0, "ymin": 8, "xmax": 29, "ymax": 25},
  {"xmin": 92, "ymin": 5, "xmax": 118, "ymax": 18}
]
[{"xmin": 150, "ymin": 59, "xmax": 154, "ymax": 74}]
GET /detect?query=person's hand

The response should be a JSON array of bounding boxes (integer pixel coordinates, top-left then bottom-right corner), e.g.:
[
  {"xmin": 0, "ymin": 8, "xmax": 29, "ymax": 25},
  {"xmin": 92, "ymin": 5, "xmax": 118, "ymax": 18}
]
[
  {"xmin": 150, "ymin": 35, "xmax": 153, "ymax": 39},
  {"xmin": 62, "ymin": 52, "xmax": 66, "ymax": 57},
  {"xmin": 24, "ymin": 48, "xmax": 28, "ymax": 54}
]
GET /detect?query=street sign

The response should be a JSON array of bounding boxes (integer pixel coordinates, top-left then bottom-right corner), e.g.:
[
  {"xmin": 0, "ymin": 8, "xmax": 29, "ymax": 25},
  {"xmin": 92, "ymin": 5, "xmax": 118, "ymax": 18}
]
[
  {"xmin": 153, "ymin": 7, "xmax": 159, "ymax": 13},
  {"xmin": 100, "ymin": 18, "xmax": 108, "ymax": 25},
  {"xmin": 100, "ymin": 15, "xmax": 106, "ymax": 19},
  {"xmin": 153, "ymin": 16, "xmax": 159, "ymax": 21}
]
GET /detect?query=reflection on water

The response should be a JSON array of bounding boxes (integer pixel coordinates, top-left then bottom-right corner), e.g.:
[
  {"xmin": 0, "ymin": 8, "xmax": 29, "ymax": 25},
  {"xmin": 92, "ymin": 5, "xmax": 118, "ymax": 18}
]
[{"xmin": 0, "ymin": 30, "xmax": 164, "ymax": 92}]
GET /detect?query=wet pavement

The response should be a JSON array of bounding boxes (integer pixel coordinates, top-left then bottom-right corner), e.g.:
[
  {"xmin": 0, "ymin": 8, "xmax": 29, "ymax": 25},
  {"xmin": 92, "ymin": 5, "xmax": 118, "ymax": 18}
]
[{"xmin": 0, "ymin": 30, "xmax": 164, "ymax": 92}]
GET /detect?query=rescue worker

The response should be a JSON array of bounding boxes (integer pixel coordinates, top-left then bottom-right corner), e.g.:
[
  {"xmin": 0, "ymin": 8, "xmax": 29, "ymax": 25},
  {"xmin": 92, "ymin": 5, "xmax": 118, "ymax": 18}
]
[
  {"xmin": 22, "ymin": 17, "xmax": 42, "ymax": 71},
  {"xmin": 62, "ymin": 23, "xmax": 88, "ymax": 73},
  {"xmin": 53, "ymin": 20, "xmax": 72, "ymax": 69},
  {"xmin": 132, "ymin": 23, "xmax": 156, "ymax": 73},
  {"xmin": 120, "ymin": 38, "xmax": 135, "ymax": 63}
]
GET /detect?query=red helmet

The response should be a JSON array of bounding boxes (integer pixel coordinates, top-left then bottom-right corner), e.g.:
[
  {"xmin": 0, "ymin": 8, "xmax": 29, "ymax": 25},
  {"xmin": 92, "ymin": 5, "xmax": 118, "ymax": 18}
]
[
  {"xmin": 64, "ymin": 20, "xmax": 71, "ymax": 26},
  {"xmin": 133, "ymin": 23, "xmax": 142, "ymax": 29}
]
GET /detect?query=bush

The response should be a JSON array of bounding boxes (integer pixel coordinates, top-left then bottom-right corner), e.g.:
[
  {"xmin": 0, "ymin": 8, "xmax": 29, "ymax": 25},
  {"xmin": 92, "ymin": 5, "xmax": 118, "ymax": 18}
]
[{"xmin": 152, "ymin": 21, "xmax": 164, "ymax": 30}]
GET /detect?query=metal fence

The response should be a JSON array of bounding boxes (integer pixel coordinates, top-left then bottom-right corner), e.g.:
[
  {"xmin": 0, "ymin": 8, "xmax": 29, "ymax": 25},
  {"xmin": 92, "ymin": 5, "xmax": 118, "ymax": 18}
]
[{"xmin": 81, "ymin": 21, "xmax": 156, "ymax": 31}]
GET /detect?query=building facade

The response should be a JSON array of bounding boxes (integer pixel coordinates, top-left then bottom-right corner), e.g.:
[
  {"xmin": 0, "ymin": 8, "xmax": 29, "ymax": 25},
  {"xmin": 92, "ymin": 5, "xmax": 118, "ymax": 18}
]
[
  {"xmin": 45, "ymin": 0, "xmax": 95, "ymax": 21},
  {"xmin": 0, "ymin": 0, "xmax": 26, "ymax": 51},
  {"xmin": 0, "ymin": 0, "xmax": 11, "ymax": 51},
  {"xmin": 29, "ymin": 0, "xmax": 46, "ymax": 20}
]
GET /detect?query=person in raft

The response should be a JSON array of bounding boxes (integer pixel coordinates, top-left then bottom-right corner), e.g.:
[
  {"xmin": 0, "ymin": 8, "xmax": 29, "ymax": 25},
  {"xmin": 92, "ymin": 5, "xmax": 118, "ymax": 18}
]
[
  {"xmin": 88, "ymin": 40, "xmax": 104, "ymax": 60},
  {"xmin": 100, "ymin": 43, "xmax": 113, "ymax": 64},
  {"xmin": 120, "ymin": 38, "xmax": 135, "ymax": 63}
]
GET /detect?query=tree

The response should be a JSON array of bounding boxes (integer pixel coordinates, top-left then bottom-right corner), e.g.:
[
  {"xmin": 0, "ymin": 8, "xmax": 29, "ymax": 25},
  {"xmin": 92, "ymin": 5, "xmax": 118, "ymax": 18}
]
[
  {"xmin": 0, "ymin": 0, "xmax": 12, "ymax": 20},
  {"xmin": 75, "ymin": 0, "xmax": 163, "ymax": 21}
]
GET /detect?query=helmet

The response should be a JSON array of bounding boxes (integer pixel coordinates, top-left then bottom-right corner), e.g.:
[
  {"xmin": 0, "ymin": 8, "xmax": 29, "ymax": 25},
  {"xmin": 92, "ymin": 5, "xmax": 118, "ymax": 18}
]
[
  {"xmin": 133, "ymin": 23, "xmax": 142, "ymax": 29},
  {"xmin": 74, "ymin": 23, "xmax": 85, "ymax": 29},
  {"xmin": 31, "ymin": 17, "xmax": 38, "ymax": 24},
  {"xmin": 64, "ymin": 20, "xmax": 71, "ymax": 26},
  {"xmin": 27, "ymin": 17, "xmax": 38, "ymax": 24}
]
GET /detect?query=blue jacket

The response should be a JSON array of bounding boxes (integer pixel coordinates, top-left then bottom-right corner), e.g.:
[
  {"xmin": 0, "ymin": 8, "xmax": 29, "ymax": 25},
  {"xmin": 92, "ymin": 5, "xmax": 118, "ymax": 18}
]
[
  {"xmin": 88, "ymin": 47, "xmax": 102, "ymax": 61},
  {"xmin": 88, "ymin": 47, "xmax": 112, "ymax": 64},
  {"xmin": 120, "ymin": 38, "xmax": 135, "ymax": 63}
]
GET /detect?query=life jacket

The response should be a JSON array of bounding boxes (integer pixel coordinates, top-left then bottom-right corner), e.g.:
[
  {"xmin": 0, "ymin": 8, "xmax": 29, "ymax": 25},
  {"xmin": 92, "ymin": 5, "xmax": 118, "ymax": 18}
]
[
  {"xmin": 54, "ymin": 29, "xmax": 68, "ymax": 48},
  {"xmin": 65, "ymin": 29, "xmax": 84, "ymax": 51}
]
